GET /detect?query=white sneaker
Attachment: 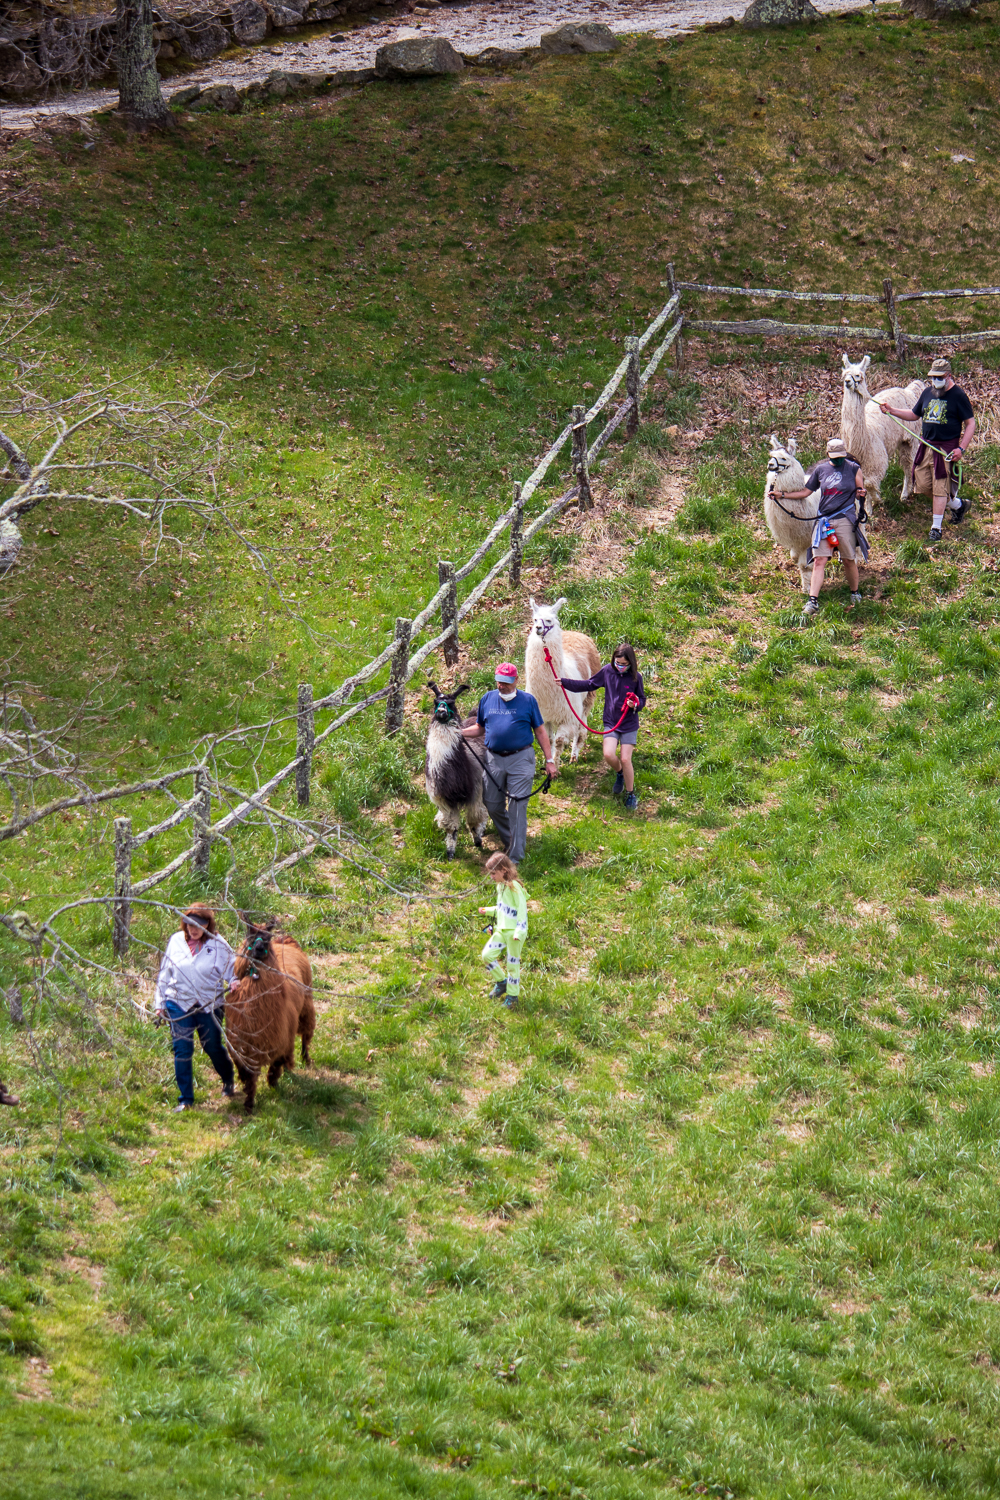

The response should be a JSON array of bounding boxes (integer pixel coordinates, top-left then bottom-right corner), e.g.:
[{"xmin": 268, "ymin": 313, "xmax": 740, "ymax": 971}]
[
  {"xmin": 803, "ymin": 597, "xmax": 819, "ymax": 617},
  {"xmin": 173, "ymin": 1102, "xmax": 193, "ymax": 1113}
]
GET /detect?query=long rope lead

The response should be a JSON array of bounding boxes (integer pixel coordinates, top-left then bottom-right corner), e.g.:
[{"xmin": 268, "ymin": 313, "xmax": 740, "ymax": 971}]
[{"xmin": 541, "ymin": 646, "xmax": 639, "ymax": 736}]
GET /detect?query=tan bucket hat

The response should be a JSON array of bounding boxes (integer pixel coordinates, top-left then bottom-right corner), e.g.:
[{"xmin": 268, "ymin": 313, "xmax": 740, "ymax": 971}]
[
  {"xmin": 928, "ymin": 357, "xmax": 952, "ymax": 378},
  {"xmin": 826, "ymin": 438, "xmax": 848, "ymax": 459}
]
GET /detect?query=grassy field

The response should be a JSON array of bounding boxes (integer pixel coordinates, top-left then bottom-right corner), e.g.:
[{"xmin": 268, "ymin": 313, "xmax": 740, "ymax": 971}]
[{"xmin": 4, "ymin": 9, "xmax": 1000, "ymax": 1498}]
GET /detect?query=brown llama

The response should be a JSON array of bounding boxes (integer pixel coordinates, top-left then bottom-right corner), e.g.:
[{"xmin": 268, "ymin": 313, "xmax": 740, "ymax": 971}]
[{"xmin": 226, "ymin": 919, "xmax": 316, "ymax": 1114}]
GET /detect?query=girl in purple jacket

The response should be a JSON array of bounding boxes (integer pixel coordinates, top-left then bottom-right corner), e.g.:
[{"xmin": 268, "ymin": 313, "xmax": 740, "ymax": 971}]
[{"xmin": 561, "ymin": 642, "xmax": 646, "ymax": 808}]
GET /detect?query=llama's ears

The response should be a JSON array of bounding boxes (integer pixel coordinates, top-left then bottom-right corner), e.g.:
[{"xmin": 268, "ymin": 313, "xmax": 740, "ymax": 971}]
[
  {"xmin": 427, "ymin": 679, "xmax": 440, "ymax": 697},
  {"xmin": 453, "ymin": 684, "xmax": 470, "ymax": 698},
  {"xmin": 553, "ymin": 597, "xmax": 567, "ymax": 613},
  {"xmin": 529, "ymin": 596, "xmax": 536, "ymax": 612},
  {"xmin": 842, "ymin": 352, "xmax": 851, "ymax": 369},
  {"xmin": 787, "ymin": 437, "xmax": 798, "ymax": 456},
  {"xmin": 768, "ymin": 432, "xmax": 778, "ymax": 450},
  {"xmin": 861, "ymin": 355, "xmax": 871, "ymax": 372}
]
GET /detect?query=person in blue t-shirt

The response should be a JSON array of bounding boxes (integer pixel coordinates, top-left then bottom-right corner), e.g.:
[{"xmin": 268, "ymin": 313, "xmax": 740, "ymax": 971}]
[{"xmin": 462, "ymin": 662, "xmax": 557, "ymax": 866}]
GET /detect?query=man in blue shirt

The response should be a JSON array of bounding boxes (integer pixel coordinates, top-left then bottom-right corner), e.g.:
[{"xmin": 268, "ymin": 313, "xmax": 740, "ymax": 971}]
[{"xmin": 463, "ymin": 662, "xmax": 557, "ymax": 866}]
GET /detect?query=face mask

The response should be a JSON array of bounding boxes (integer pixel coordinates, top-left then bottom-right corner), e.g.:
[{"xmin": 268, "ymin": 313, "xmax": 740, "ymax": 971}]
[
  {"xmin": 614, "ymin": 662, "xmax": 629, "ymax": 674},
  {"xmin": 498, "ymin": 687, "xmax": 516, "ymax": 701},
  {"xmin": 830, "ymin": 457, "xmax": 845, "ymax": 469},
  {"xmin": 931, "ymin": 378, "xmax": 947, "ymax": 390}
]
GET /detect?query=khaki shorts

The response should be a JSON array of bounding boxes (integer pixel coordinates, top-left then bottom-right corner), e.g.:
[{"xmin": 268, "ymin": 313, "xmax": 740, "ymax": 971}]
[
  {"xmin": 913, "ymin": 448, "xmax": 959, "ymax": 502},
  {"xmin": 813, "ymin": 516, "xmax": 858, "ymax": 562}
]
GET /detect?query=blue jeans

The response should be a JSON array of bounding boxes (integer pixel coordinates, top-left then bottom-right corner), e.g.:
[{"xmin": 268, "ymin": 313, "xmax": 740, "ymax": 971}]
[{"xmin": 164, "ymin": 1001, "xmax": 234, "ymax": 1105}]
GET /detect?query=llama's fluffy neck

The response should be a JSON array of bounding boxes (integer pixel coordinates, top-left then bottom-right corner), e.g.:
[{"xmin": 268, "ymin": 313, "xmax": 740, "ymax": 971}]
[
  {"xmin": 426, "ymin": 717, "xmax": 462, "ymax": 775},
  {"xmin": 841, "ymin": 379, "xmax": 872, "ymax": 439}
]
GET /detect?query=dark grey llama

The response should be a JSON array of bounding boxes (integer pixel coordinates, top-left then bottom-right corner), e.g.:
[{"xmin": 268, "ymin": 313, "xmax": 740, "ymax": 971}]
[{"xmin": 424, "ymin": 681, "xmax": 488, "ymax": 859}]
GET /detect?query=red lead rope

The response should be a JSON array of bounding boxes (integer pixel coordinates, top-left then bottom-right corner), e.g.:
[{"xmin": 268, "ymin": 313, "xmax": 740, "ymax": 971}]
[{"xmin": 542, "ymin": 645, "xmax": 640, "ymax": 736}]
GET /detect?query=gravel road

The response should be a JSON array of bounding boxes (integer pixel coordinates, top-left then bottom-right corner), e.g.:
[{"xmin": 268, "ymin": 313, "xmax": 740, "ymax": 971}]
[{"xmin": 0, "ymin": 0, "xmax": 882, "ymax": 131}]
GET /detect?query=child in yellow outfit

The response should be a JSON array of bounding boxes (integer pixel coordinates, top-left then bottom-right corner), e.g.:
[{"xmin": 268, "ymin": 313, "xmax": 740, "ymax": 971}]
[{"xmin": 478, "ymin": 852, "xmax": 528, "ymax": 1008}]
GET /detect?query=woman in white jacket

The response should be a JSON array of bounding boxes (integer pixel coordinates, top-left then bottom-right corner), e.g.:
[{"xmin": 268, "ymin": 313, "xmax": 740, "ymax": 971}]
[{"xmin": 154, "ymin": 904, "xmax": 236, "ymax": 1111}]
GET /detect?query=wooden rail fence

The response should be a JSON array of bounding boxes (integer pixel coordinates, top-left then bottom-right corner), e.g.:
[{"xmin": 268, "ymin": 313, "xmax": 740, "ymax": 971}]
[
  {"xmin": 96, "ymin": 275, "xmax": 686, "ymax": 955},
  {"xmin": 672, "ymin": 275, "xmax": 1000, "ymax": 362}
]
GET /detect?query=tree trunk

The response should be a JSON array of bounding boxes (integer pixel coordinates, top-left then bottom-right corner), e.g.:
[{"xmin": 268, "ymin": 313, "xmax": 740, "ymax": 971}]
[{"xmin": 116, "ymin": 0, "xmax": 171, "ymax": 129}]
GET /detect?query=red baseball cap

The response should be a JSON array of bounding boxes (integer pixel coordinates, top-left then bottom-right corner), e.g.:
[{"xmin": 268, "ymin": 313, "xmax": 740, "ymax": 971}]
[{"xmin": 495, "ymin": 662, "xmax": 518, "ymax": 683}]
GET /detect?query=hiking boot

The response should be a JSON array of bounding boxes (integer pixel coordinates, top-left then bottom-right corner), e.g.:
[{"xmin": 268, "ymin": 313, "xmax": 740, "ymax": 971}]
[
  {"xmin": 612, "ymin": 771, "xmax": 624, "ymax": 797},
  {"xmin": 929, "ymin": 527, "xmax": 942, "ymax": 543},
  {"xmin": 803, "ymin": 596, "xmax": 820, "ymax": 618},
  {"xmin": 950, "ymin": 499, "xmax": 970, "ymax": 525},
  {"xmin": 624, "ymin": 791, "xmax": 639, "ymax": 811},
  {"xmin": 489, "ymin": 981, "xmax": 507, "ymax": 1000},
  {"xmin": 0, "ymin": 1084, "xmax": 20, "ymax": 1107},
  {"xmin": 503, "ymin": 997, "xmax": 518, "ymax": 1009},
  {"xmin": 850, "ymin": 592, "xmax": 862, "ymax": 606}
]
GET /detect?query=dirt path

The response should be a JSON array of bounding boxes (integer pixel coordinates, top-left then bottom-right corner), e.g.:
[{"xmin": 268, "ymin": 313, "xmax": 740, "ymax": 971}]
[{"xmin": 2, "ymin": 0, "xmax": 884, "ymax": 132}]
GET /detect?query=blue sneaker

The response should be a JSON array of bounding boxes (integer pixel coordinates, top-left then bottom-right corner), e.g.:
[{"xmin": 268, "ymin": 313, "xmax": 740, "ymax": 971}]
[
  {"xmin": 624, "ymin": 792, "xmax": 639, "ymax": 811},
  {"xmin": 612, "ymin": 771, "xmax": 625, "ymax": 796}
]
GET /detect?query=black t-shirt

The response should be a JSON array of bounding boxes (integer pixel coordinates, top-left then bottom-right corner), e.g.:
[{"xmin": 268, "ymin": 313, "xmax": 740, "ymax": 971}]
[{"xmin": 912, "ymin": 384, "xmax": 974, "ymax": 444}]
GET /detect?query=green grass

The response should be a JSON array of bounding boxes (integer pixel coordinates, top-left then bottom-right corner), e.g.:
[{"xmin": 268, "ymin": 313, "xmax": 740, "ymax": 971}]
[{"xmin": 5, "ymin": 11, "xmax": 1000, "ymax": 1498}]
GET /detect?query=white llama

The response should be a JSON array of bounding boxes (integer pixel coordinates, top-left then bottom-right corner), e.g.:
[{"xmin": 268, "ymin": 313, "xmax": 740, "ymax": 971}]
[
  {"xmin": 763, "ymin": 435, "xmax": 819, "ymax": 594},
  {"xmin": 524, "ymin": 598, "xmax": 601, "ymax": 765},
  {"xmin": 840, "ymin": 353, "xmax": 923, "ymax": 509}
]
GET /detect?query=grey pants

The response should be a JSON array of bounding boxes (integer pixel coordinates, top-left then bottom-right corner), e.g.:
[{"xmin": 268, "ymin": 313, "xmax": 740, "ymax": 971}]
[{"xmin": 483, "ymin": 745, "xmax": 537, "ymax": 865}]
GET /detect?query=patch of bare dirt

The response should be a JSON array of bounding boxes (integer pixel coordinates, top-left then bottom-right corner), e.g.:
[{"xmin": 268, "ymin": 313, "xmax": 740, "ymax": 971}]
[
  {"xmin": 58, "ymin": 1255, "xmax": 105, "ymax": 1296},
  {"xmin": 15, "ymin": 1356, "xmax": 53, "ymax": 1402},
  {"xmin": 829, "ymin": 1297, "xmax": 867, "ymax": 1317}
]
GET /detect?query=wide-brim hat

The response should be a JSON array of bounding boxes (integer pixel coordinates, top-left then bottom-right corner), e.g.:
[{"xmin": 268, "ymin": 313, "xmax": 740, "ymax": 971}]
[
  {"xmin": 495, "ymin": 662, "xmax": 518, "ymax": 683},
  {"xmin": 928, "ymin": 357, "xmax": 952, "ymax": 378},
  {"xmin": 826, "ymin": 438, "xmax": 848, "ymax": 459}
]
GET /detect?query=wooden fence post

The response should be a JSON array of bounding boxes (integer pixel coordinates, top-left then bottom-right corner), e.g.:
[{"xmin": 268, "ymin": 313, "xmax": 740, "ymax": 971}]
[
  {"xmin": 883, "ymin": 276, "xmax": 906, "ymax": 364},
  {"xmin": 571, "ymin": 405, "xmax": 593, "ymax": 510},
  {"xmin": 625, "ymin": 336, "xmax": 641, "ymax": 439},
  {"xmin": 385, "ymin": 617, "xmax": 412, "ymax": 736},
  {"xmin": 192, "ymin": 767, "xmax": 211, "ymax": 873},
  {"xmin": 667, "ymin": 262, "xmax": 683, "ymax": 370},
  {"xmin": 438, "ymin": 561, "xmax": 459, "ymax": 668},
  {"xmin": 113, "ymin": 816, "xmax": 132, "ymax": 959},
  {"xmin": 509, "ymin": 483, "xmax": 524, "ymax": 588},
  {"xmin": 296, "ymin": 684, "xmax": 314, "ymax": 807}
]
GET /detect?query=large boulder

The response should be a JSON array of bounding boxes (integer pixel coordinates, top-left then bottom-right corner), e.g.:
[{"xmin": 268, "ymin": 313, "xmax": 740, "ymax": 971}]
[
  {"xmin": 899, "ymin": 0, "xmax": 974, "ymax": 15},
  {"xmin": 264, "ymin": 0, "xmax": 307, "ymax": 28},
  {"xmin": 228, "ymin": 0, "xmax": 270, "ymax": 43},
  {"xmin": 539, "ymin": 21, "xmax": 618, "ymax": 54},
  {"xmin": 259, "ymin": 67, "xmax": 318, "ymax": 96},
  {"xmin": 168, "ymin": 11, "xmax": 230, "ymax": 59},
  {"xmin": 191, "ymin": 81, "xmax": 241, "ymax": 110},
  {"xmin": 375, "ymin": 35, "xmax": 464, "ymax": 78},
  {"xmin": 169, "ymin": 83, "xmax": 203, "ymax": 107},
  {"xmin": 741, "ymin": 0, "xmax": 820, "ymax": 26},
  {"xmin": 328, "ymin": 66, "xmax": 375, "ymax": 86},
  {"xmin": 467, "ymin": 45, "xmax": 531, "ymax": 68}
]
